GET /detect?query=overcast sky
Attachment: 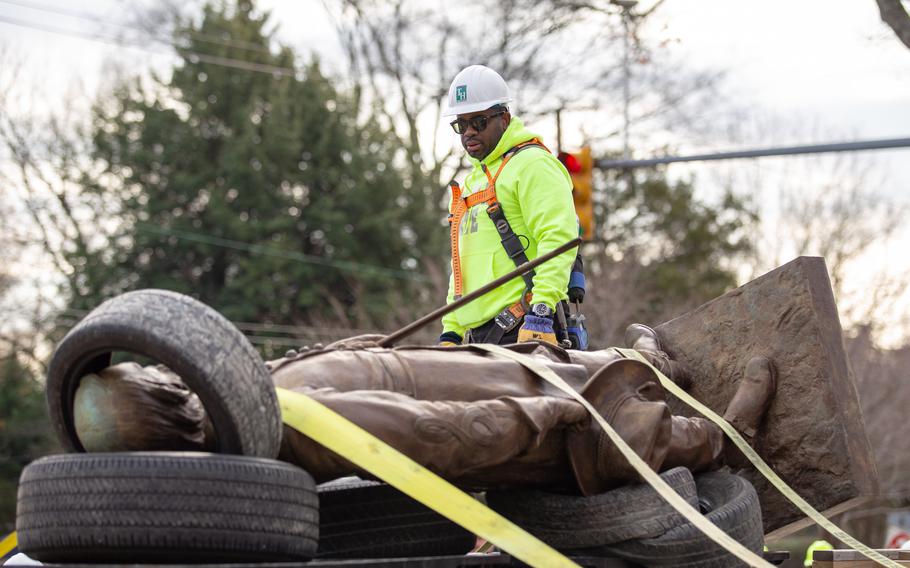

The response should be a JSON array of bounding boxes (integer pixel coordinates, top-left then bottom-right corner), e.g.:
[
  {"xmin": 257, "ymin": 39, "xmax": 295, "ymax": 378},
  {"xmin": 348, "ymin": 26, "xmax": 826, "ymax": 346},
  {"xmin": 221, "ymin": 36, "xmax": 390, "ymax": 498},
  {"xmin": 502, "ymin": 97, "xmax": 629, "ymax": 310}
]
[{"xmin": 1, "ymin": 0, "xmax": 909, "ymax": 342}]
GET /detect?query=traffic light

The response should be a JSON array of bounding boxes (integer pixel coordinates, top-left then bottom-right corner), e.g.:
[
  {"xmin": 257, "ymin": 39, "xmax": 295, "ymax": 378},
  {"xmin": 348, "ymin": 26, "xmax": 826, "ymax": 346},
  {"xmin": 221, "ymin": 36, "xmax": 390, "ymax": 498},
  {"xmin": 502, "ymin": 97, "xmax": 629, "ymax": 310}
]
[{"xmin": 558, "ymin": 147, "xmax": 594, "ymax": 240}]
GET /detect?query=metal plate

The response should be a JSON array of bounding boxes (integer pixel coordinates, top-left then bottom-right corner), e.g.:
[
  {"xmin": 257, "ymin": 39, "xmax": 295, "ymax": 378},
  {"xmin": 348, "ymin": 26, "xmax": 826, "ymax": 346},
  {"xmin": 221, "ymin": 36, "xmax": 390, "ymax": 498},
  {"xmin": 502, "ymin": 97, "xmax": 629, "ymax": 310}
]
[{"xmin": 655, "ymin": 256, "xmax": 878, "ymax": 532}]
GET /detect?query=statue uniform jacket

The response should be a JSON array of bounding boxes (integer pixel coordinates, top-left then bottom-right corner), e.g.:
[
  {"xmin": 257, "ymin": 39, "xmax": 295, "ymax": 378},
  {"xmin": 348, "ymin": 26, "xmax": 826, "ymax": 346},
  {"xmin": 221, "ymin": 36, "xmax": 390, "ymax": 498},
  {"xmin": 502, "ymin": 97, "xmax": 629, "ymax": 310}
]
[{"xmin": 442, "ymin": 117, "xmax": 577, "ymax": 338}]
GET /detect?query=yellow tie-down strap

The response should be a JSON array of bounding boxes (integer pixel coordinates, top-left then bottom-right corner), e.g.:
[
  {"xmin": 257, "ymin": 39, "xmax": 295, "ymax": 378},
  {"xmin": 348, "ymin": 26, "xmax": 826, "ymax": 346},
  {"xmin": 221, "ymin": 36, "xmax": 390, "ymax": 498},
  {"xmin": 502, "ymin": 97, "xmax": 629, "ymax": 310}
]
[
  {"xmin": 471, "ymin": 344, "xmax": 772, "ymax": 567},
  {"xmin": 0, "ymin": 531, "xmax": 17, "ymax": 559},
  {"xmin": 275, "ymin": 388, "xmax": 581, "ymax": 568},
  {"xmin": 616, "ymin": 347, "xmax": 901, "ymax": 568}
]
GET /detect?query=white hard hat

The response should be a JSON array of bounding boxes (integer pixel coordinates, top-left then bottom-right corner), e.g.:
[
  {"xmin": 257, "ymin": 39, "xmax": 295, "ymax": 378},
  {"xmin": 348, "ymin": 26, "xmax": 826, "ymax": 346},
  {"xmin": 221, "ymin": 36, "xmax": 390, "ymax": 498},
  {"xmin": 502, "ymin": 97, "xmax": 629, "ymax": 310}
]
[
  {"xmin": 4, "ymin": 552, "xmax": 43, "ymax": 565},
  {"xmin": 442, "ymin": 65, "xmax": 512, "ymax": 117}
]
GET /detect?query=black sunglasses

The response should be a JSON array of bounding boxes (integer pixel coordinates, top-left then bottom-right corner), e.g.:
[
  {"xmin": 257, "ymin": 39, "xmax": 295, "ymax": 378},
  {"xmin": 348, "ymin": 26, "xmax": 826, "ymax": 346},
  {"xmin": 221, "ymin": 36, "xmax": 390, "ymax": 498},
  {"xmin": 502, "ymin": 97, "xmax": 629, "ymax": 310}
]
[{"xmin": 450, "ymin": 111, "xmax": 506, "ymax": 134}]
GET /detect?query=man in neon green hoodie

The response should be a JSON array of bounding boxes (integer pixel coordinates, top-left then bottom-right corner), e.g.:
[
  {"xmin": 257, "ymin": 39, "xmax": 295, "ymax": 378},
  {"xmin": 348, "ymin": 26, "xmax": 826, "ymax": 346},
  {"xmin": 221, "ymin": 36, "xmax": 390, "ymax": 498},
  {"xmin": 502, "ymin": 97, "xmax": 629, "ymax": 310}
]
[{"xmin": 438, "ymin": 65, "xmax": 579, "ymax": 346}]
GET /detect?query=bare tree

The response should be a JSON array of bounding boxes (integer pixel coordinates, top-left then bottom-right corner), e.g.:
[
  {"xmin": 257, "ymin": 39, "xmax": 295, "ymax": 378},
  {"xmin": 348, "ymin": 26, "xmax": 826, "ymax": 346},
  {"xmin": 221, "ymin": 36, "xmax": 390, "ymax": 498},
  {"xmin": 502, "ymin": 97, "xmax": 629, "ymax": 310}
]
[
  {"xmin": 846, "ymin": 326, "xmax": 910, "ymax": 508},
  {"xmin": 778, "ymin": 156, "xmax": 901, "ymax": 293},
  {"xmin": 697, "ymin": 109, "xmax": 909, "ymax": 348},
  {"xmin": 320, "ymin": 0, "xmax": 725, "ymax": 183},
  {"xmin": 0, "ymin": 47, "xmax": 122, "ymax": 366},
  {"xmin": 765, "ymin": 161, "xmax": 907, "ymax": 344},
  {"xmin": 876, "ymin": 0, "xmax": 910, "ymax": 50}
]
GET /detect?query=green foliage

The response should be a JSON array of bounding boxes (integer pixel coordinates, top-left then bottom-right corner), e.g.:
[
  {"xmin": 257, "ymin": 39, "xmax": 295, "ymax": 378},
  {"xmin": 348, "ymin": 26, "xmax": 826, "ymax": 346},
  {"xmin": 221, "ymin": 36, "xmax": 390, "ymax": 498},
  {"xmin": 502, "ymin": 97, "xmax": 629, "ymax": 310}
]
[
  {"xmin": 72, "ymin": 1, "xmax": 440, "ymax": 333},
  {"xmin": 602, "ymin": 169, "xmax": 756, "ymax": 318},
  {"xmin": 0, "ymin": 353, "xmax": 56, "ymax": 528}
]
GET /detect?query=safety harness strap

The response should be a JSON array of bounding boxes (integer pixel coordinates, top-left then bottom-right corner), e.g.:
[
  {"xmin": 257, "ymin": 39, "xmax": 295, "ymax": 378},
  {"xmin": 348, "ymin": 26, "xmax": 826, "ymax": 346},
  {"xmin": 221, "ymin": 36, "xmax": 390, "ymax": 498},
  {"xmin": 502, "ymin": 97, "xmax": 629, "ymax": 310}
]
[
  {"xmin": 448, "ymin": 139, "xmax": 547, "ymax": 301},
  {"xmin": 447, "ymin": 181, "xmax": 467, "ymax": 299},
  {"xmin": 463, "ymin": 188, "xmax": 497, "ymax": 209}
]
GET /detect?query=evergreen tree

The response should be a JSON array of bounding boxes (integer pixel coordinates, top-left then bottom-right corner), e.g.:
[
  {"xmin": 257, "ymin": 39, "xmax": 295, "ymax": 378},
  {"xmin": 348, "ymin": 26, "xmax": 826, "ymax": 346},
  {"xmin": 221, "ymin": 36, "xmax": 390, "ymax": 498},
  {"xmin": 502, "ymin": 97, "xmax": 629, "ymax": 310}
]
[
  {"xmin": 78, "ymin": 1, "xmax": 435, "ymax": 332},
  {"xmin": 0, "ymin": 353, "xmax": 56, "ymax": 529},
  {"xmin": 601, "ymin": 169, "xmax": 756, "ymax": 319}
]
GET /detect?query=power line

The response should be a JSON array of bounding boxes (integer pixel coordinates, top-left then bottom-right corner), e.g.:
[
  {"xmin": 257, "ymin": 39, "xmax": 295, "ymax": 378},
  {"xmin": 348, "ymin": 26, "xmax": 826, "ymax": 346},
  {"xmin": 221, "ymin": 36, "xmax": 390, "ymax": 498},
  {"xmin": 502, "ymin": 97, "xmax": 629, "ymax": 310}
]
[
  {"xmin": 134, "ymin": 224, "xmax": 430, "ymax": 282},
  {"xmin": 50, "ymin": 317, "xmax": 379, "ymax": 347},
  {"xmin": 53, "ymin": 307, "xmax": 385, "ymax": 337},
  {"xmin": 0, "ymin": 0, "xmax": 275, "ymax": 54},
  {"xmin": 0, "ymin": 7, "xmax": 432, "ymax": 284},
  {"xmin": 0, "ymin": 223, "xmax": 431, "ymax": 283},
  {"xmin": 0, "ymin": 15, "xmax": 431, "ymax": 282},
  {"xmin": 0, "ymin": 13, "xmax": 297, "ymax": 77},
  {"xmin": 8, "ymin": 304, "xmax": 438, "ymax": 346},
  {"xmin": 47, "ymin": 313, "xmax": 379, "ymax": 344}
]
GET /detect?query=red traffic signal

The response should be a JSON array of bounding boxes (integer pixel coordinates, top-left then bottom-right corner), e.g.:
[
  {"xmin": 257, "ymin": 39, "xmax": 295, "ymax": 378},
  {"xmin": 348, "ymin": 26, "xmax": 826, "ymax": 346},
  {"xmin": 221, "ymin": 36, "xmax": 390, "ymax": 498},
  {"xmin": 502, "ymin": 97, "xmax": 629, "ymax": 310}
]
[
  {"xmin": 557, "ymin": 151, "xmax": 582, "ymax": 174},
  {"xmin": 558, "ymin": 148, "xmax": 594, "ymax": 240}
]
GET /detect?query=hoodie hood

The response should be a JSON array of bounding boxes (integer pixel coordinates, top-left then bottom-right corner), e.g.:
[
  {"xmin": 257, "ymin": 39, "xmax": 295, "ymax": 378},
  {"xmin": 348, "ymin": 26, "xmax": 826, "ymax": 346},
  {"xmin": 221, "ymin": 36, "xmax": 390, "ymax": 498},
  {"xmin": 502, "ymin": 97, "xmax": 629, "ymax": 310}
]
[{"xmin": 467, "ymin": 117, "xmax": 540, "ymax": 167}]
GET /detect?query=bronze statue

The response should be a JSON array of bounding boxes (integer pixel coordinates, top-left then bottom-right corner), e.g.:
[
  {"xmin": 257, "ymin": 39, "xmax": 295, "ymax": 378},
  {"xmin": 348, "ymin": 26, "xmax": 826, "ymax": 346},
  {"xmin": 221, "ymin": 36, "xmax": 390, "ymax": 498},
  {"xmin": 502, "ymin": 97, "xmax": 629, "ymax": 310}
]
[{"xmin": 74, "ymin": 324, "xmax": 776, "ymax": 496}]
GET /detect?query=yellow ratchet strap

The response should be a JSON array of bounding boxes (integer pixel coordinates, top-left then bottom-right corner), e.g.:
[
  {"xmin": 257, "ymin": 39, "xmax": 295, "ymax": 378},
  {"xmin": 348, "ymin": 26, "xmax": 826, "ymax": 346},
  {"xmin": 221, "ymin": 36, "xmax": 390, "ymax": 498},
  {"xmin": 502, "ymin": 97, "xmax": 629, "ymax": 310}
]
[
  {"xmin": 274, "ymin": 387, "xmax": 580, "ymax": 568},
  {"xmin": 0, "ymin": 532, "xmax": 17, "ymax": 559},
  {"xmin": 469, "ymin": 344, "xmax": 772, "ymax": 568},
  {"xmin": 617, "ymin": 347, "xmax": 901, "ymax": 568}
]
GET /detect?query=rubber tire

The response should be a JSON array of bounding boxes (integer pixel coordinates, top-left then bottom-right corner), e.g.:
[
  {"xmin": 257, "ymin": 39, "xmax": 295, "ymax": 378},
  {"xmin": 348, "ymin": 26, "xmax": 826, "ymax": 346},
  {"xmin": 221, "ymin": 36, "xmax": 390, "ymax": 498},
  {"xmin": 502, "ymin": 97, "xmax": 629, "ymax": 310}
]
[
  {"xmin": 316, "ymin": 478, "xmax": 474, "ymax": 558},
  {"xmin": 46, "ymin": 289, "xmax": 282, "ymax": 458},
  {"xmin": 598, "ymin": 471, "xmax": 764, "ymax": 567},
  {"xmin": 16, "ymin": 452, "xmax": 318, "ymax": 562},
  {"xmin": 485, "ymin": 466, "xmax": 698, "ymax": 550}
]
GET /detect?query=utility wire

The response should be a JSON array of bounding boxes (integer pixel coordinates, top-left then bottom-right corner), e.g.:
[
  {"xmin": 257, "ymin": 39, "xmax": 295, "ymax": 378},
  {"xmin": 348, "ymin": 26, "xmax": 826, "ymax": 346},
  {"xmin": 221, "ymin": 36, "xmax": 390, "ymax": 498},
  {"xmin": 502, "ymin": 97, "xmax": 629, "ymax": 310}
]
[
  {"xmin": 134, "ymin": 224, "xmax": 430, "ymax": 282},
  {"xmin": 7, "ymin": 304, "xmax": 438, "ymax": 345},
  {"xmin": 0, "ymin": 7, "xmax": 433, "ymax": 282},
  {"xmin": 6, "ymin": 301, "xmax": 437, "ymax": 342},
  {"xmin": 0, "ymin": 13, "xmax": 298, "ymax": 77},
  {"xmin": 53, "ymin": 307, "xmax": 384, "ymax": 337},
  {"xmin": 50, "ymin": 318, "xmax": 379, "ymax": 347},
  {"xmin": 0, "ymin": 0, "xmax": 275, "ymax": 54},
  {"xmin": 39, "ymin": 312, "xmax": 381, "ymax": 344},
  {"xmin": 0, "ymin": 13, "xmax": 432, "ymax": 282}
]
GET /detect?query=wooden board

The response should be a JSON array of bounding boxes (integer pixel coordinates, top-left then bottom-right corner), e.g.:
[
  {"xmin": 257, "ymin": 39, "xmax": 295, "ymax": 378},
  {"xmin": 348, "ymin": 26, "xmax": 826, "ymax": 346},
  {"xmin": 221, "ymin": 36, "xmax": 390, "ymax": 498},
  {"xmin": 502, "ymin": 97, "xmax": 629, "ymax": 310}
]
[
  {"xmin": 812, "ymin": 548, "xmax": 910, "ymax": 567},
  {"xmin": 655, "ymin": 256, "xmax": 878, "ymax": 532}
]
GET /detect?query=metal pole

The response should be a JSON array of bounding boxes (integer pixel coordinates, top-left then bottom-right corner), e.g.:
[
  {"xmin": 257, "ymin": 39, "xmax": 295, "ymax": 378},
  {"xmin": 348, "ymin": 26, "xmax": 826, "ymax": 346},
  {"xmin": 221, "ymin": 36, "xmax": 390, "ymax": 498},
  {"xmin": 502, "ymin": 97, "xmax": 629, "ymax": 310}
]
[
  {"xmin": 596, "ymin": 137, "xmax": 910, "ymax": 170},
  {"xmin": 622, "ymin": 10, "xmax": 631, "ymax": 160},
  {"xmin": 378, "ymin": 238, "xmax": 582, "ymax": 347},
  {"xmin": 556, "ymin": 107, "xmax": 563, "ymax": 154}
]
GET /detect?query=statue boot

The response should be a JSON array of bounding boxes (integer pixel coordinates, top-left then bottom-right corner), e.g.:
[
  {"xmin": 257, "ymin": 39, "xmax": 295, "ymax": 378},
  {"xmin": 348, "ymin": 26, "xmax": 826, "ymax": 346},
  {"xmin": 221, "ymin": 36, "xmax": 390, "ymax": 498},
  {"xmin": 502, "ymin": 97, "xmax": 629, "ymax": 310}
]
[
  {"xmin": 624, "ymin": 323, "xmax": 691, "ymax": 390},
  {"xmin": 566, "ymin": 358, "xmax": 672, "ymax": 495},
  {"xmin": 624, "ymin": 323, "xmax": 662, "ymax": 353}
]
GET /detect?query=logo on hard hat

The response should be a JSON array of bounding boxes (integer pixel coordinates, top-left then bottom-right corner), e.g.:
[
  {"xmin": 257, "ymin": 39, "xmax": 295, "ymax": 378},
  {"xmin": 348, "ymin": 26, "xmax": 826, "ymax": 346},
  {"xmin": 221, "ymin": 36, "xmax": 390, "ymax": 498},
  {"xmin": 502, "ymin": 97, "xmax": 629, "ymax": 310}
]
[{"xmin": 455, "ymin": 85, "xmax": 467, "ymax": 102}]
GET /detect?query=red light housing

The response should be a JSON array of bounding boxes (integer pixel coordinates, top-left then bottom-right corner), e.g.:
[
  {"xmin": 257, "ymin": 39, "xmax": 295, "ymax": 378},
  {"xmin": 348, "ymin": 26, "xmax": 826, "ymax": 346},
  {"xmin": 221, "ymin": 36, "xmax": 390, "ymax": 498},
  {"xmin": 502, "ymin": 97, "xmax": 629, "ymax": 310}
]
[{"xmin": 558, "ymin": 151, "xmax": 582, "ymax": 174}]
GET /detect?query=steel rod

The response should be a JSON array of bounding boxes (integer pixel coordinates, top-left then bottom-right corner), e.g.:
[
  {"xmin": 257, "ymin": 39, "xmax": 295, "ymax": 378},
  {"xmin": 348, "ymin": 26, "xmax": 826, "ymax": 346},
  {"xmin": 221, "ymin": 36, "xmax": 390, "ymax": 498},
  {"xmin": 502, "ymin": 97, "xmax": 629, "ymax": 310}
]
[
  {"xmin": 596, "ymin": 137, "xmax": 910, "ymax": 169},
  {"xmin": 378, "ymin": 237, "xmax": 582, "ymax": 347}
]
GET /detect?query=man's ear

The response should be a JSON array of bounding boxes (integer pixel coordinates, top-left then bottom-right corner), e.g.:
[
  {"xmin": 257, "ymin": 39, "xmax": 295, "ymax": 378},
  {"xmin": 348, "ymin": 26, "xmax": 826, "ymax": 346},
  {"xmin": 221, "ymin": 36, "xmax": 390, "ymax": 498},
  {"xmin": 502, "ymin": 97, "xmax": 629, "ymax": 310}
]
[{"xmin": 502, "ymin": 112, "xmax": 512, "ymax": 126}]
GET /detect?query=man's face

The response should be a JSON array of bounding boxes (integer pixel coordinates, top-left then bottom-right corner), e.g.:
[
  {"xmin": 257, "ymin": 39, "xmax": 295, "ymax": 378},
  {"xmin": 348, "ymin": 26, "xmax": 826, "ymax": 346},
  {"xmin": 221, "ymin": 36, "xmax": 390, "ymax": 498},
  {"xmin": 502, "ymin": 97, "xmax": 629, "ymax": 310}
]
[{"xmin": 454, "ymin": 108, "xmax": 510, "ymax": 160}]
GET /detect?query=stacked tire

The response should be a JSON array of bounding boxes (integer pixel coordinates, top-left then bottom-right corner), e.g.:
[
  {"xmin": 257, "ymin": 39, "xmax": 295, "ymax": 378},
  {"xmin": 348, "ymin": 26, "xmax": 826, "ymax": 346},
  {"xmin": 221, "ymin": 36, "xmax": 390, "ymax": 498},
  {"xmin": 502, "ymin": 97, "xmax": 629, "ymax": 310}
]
[
  {"xmin": 16, "ymin": 453, "xmax": 318, "ymax": 563},
  {"xmin": 485, "ymin": 469, "xmax": 765, "ymax": 568},
  {"xmin": 316, "ymin": 478, "xmax": 474, "ymax": 558},
  {"xmin": 18, "ymin": 290, "xmax": 318, "ymax": 563},
  {"xmin": 597, "ymin": 472, "xmax": 765, "ymax": 567}
]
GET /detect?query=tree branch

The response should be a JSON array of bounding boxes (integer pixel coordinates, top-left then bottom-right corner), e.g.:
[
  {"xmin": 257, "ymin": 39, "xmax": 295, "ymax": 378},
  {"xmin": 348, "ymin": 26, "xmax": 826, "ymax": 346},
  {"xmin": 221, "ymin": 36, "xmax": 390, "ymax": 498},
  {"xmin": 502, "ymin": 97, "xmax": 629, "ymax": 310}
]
[{"xmin": 876, "ymin": 0, "xmax": 910, "ymax": 51}]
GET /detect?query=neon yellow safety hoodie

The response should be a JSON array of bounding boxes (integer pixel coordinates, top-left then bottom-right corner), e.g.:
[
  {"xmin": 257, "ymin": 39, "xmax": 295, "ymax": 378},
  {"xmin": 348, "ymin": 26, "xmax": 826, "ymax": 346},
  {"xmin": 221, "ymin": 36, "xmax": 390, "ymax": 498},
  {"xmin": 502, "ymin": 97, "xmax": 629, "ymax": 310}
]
[{"xmin": 442, "ymin": 117, "xmax": 577, "ymax": 338}]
